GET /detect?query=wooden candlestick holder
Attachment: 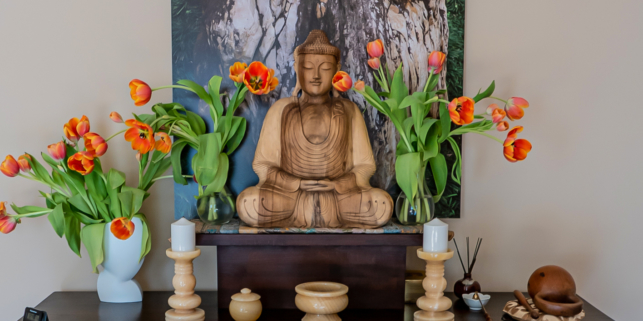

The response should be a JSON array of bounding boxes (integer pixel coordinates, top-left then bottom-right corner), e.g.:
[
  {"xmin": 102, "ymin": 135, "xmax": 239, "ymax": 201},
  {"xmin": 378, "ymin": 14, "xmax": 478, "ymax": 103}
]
[
  {"xmin": 414, "ymin": 248, "xmax": 455, "ymax": 321},
  {"xmin": 166, "ymin": 248, "xmax": 205, "ymax": 321}
]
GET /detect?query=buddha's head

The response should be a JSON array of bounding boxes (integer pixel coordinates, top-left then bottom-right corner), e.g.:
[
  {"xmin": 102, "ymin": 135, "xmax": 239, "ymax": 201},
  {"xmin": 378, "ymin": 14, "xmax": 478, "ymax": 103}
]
[{"xmin": 294, "ymin": 30, "xmax": 341, "ymax": 97}]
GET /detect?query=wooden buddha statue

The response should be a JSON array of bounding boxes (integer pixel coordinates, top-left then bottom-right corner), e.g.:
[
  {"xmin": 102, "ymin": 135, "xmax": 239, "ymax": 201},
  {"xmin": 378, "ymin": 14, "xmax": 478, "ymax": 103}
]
[{"xmin": 237, "ymin": 30, "xmax": 393, "ymax": 228}]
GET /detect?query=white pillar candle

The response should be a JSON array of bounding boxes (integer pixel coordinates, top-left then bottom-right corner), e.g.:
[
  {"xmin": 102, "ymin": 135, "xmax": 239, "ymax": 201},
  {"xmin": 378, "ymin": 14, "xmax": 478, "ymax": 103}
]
[
  {"xmin": 171, "ymin": 218, "xmax": 196, "ymax": 252},
  {"xmin": 423, "ymin": 218, "xmax": 448, "ymax": 253}
]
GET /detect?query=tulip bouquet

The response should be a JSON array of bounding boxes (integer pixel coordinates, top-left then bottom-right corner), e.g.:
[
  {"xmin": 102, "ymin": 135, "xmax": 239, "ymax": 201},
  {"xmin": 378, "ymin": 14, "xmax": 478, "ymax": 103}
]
[
  {"xmin": 0, "ymin": 114, "xmax": 176, "ymax": 272},
  {"xmin": 331, "ymin": 39, "xmax": 532, "ymax": 224},
  {"xmin": 128, "ymin": 61, "xmax": 278, "ymax": 223}
]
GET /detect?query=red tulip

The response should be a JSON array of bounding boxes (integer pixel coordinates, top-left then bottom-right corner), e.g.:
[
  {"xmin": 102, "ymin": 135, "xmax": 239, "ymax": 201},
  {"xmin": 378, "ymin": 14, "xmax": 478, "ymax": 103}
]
[
  {"xmin": 506, "ymin": 97, "xmax": 529, "ymax": 120},
  {"xmin": 332, "ymin": 71, "xmax": 353, "ymax": 92},
  {"xmin": 110, "ymin": 217, "xmax": 135, "ymax": 240},
  {"xmin": 367, "ymin": 39, "xmax": 384, "ymax": 58},
  {"xmin": 492, "ymin": 108, "xmax": 506, "ymax": 123},
  {"xmin": 486, "ymin": 103, "xmax": 499, "ymax": 115},
  {"xmin": 0, "ymin": 155, "xmax": 20, "ymax": 177},
  {"xmin": 503, "ymin": 126, "xmax": 532, "ymax": 162},
  {"xmin": 0, "ymin": 202, "xmax": 17, "ymax": 234},
  {"xmin": 243, "ymin": 62, "xmax": 279, "ymax": 95},
  {"xmin": 67, "ymin": 152, "xmax": 95, "ymax": 175},
  {"xmin": 84, "ymin": 132, "xmax": 108, "ymax": 157},
  {"xmin": 154, "ymin": 132, "xmax": 172, "ymax": 154},
  {"xmin": 129, "ymin": 79, "xmax": 152, "ymax": 106},
  {"xmin": 110, "ymin": 112, "xmax": 124, "ymax": 123},
  {"xmin": 448, "ymin": 97, "xmax": 475, "ymax": 126},
  {"xmin": 368, "ymin": 57, "xmax": 381, "ymax": 70},
  {"xmin": 64, "ymin": 116, "xmax": 90, "ymax": 142},
  {"xmin": 496, "ymin": 121, "xmax": 509, "ymax": 132},
  {"xmin": 17, "ymin": 154, "xmax": 32, "ymax": 172},
  {"xmin": 125, "ymin": 119, "xmax": 156, "ymax": 154},
  {"xmin": 428, "ymin": 51, "xmax": 446, "ymax": 74},
  {"xmin": 48, "ymin": 141, "xmax": 67, "ymax": 161}
]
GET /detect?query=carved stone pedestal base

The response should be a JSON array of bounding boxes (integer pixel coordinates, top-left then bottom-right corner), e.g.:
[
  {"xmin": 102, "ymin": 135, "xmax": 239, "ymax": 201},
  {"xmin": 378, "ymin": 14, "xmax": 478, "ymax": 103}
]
[
  {"xmin": 166, "ymin": 249, "xmax": 205, "ymax": 321},
  {"xmin": 414, "ymin": 249, "xmax": 454, "ymax": 321}
]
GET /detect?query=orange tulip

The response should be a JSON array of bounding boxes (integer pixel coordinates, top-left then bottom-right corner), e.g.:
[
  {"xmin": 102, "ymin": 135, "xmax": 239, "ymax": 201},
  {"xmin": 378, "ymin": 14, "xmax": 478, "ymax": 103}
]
[
  {"xmin": 503, "ymin": 126, "xmax": 532, "ymax": 162},
  {"xmin": 492, "ymin": 108, "xmax": 506, "ymax": 123},
  {"xmin": 110, "ymin": 111, "xmax": 123, "ymax": 123},
  {"xmin": 129, "ymin": 79, "xmax": 152, "ymax": 106},
  {"xmin": 229, "ymin": 62, "xmax": 248, "ymax": 83},
  {"xmin": 0, "ymin": 202, "xmax": 17, "ymax": 234},
  {"xmin": 367, "ymin": 39, "xmax": 384, "ymax": 58},
  {"xmin": 64, "ymin": 116, "xmax": 90, "ymax": 142},
  {"xmin": 506, "ymin": 97, "xmax": 529, "ymax": 121},
  {"xmin": 124, "ymin": 119, "xmax": 155, "ymax": 154},
  {"xmin": 67, "ymin": 152, "xmax": 95, "ymax": 175},
  {"xmin": 17, "ymin": 154, "xmax": 32, "ymax": 172},
  {"xmin": 110, "ymin": 217, "xmax": 135, "ymax": 240},
  {"xmin": 48, "ymin": 141, "xmax": 67, "ymax": 161},
  {"xmin": 0, "ymin": 155, "xmax": 20, "ymax": 177},
  {"xmin": 332, "ymin": 71, "xmax": 353, "ymax": 92},
  {"xmin": 496, "ymin": 121, "xmax": 509, "ymax": 132},
  {"xmin": 354, "ymin": 80, "xmax": 365, "ymax": 92},
  {"xmin": 154, "ymin": 132, "xmax": 172, "ymax": 153},
  {"xmin": 428, "ymin": 51, "xmax": 446, "ymax": 74},
  {"xmin": 243, "ymin": 62, "xmax": 279, "ymax": 95},
  {"xmin": 448, "ymin": 97, "xmax": 475, "ymax": 125},
  {"xmin": 84, "ymin": 132, "xmax": 108, "ymax": 157},
  {"xmin": 367, "ymin": 57, "xmax": 381, "ymax": 70}
]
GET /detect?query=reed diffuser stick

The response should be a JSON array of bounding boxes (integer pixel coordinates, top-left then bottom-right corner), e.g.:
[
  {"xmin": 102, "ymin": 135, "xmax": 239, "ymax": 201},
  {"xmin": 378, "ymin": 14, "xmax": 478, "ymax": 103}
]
[
  {"xmin": 452, "ymin": 238, "xmax": 467, "ymax": 273},
  {"xmin": 466, "ymin": 237, "xmax": 470, "ymax": 273}
]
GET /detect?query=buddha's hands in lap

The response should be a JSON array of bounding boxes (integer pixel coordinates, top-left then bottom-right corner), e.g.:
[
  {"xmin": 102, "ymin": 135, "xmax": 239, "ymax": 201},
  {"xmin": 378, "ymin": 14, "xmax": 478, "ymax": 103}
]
[{"xmin": 300, "ymin": 179, "xmax": 336, "ymax": 192}]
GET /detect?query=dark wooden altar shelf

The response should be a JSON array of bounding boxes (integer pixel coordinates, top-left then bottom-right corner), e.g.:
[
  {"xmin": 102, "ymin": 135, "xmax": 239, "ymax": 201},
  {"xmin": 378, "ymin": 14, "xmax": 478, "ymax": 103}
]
[
  {"xmin": 18, "ymin": 291, "xmax": 614, "ymax": 321},
  {"xmin": 197, "ymin": 231, "xmax": 422, "ymax": 310},
  {"xmin": 196, "ymin": 232, "xmax": 423, "ymax": 246}
]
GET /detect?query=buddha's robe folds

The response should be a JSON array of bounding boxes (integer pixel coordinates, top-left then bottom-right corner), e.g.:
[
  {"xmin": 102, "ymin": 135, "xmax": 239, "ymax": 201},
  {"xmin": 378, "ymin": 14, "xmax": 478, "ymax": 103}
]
[{"xmin": 237, "ymin": 97, "xmax": 393, "ymax": 228}]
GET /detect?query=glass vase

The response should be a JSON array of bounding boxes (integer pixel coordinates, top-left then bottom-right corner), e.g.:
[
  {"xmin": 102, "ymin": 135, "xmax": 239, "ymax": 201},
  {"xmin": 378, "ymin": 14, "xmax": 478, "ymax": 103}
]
[
  {"xmin": 395, "ymin": 167, "xmax": 435, "ymax": 225},
  {"xmin": 196, "ymin": 186, "xmax": 235, "ymax": 225}
]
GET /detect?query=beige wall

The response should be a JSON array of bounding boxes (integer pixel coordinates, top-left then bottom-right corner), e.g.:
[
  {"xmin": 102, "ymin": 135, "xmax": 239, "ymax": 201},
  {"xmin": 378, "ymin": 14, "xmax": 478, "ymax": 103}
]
[{"xmin": 0, "ymin": 0, "xmax": 640, "ymax": 320}]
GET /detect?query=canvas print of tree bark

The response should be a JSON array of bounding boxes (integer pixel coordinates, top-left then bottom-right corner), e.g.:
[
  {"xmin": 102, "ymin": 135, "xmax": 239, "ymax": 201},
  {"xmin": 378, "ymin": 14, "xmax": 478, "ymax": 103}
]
[{"xmin": 171, "ymin": 0, "xmax": 465, "ymax": 219}]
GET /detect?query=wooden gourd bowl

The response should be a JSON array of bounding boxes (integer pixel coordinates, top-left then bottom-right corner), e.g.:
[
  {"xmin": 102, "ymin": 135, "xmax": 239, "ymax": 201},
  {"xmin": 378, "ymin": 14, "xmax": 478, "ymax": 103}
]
[{"xmin": 525, "ymin": 265, "xmax": 583, "ymax": 317}]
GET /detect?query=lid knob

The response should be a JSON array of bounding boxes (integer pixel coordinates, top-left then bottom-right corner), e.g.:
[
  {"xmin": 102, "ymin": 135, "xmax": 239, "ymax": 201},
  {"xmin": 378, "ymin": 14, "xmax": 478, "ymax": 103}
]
[{"xmin": 241, "ymin": 288, "xmax": 251, "ymax": 294}]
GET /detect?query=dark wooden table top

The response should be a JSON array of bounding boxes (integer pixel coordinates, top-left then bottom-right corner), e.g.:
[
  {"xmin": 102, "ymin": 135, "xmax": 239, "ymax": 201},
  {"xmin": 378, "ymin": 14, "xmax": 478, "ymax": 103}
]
[{"xmin": 19, "ymin": 291, "xmax": 613, "ymax": 321}]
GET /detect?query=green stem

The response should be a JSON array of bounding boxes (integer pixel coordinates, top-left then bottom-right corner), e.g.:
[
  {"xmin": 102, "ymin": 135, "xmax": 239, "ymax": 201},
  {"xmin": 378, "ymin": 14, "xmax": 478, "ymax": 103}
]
[
  {"xmin": 423, "ymin": 72, "xmax": 434, "ymax": 93},
  {"xmin": 152, "ymin": 85, "xmax": 196, "ymax": 93},
  {"xmin": 151, "ymin": 175, "xmax": 192, "ymax": 183},
  {"xmin": 378, "ymin": 66, "xmax": 390, "ymax": 92},
  {"xmin": 19, "ymin": 174, "xmax": 70, "ymax": 197},
  {"xmin": 14, "ymin": 209, "xmax": 53, "ymax": 219},
  {"xmin": 105, "ymin": 129, "xmax": 127, "ymax": 142},
  {"xmin": 471, "ymin": 131, "xmax": 504, "ymax": 144},
  {"xmin": 489, "ymin": 96, "xmax": 509, "ymax": 104}
]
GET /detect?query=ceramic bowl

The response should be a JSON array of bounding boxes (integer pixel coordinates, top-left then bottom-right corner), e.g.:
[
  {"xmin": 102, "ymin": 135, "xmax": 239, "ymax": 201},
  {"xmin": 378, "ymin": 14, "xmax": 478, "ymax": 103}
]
[
  {"xmin": 295, "ymin": 282, "xmax": 349, "ymax": 319},
  {"xmin": 462, "ymin": 293, "xmax": 490, "ymax": 310}
]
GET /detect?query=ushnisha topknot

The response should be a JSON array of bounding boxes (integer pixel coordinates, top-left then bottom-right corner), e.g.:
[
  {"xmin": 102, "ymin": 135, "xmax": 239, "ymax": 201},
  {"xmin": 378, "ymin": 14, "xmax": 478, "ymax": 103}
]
[{"xmin": 294, "ymin": 30, "xmax": 341, "ymax": 62}]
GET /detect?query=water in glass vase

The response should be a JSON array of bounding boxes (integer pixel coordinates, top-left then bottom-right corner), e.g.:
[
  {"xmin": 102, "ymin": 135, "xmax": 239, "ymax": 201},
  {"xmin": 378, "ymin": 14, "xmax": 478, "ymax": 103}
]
[
  {"xmin": 395, "ymin": 176, "xmax": 435, "ymax": 225},
  {"xmin": 196, "ymin": 186, "xmax": 235, "ymax": 225}
]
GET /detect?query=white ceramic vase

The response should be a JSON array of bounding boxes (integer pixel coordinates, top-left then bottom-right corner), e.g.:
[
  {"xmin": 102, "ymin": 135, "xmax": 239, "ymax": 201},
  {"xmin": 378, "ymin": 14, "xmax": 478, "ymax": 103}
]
[{"xmin": 97, "ymin": 217, "xmax": 145, "ymax": 303}]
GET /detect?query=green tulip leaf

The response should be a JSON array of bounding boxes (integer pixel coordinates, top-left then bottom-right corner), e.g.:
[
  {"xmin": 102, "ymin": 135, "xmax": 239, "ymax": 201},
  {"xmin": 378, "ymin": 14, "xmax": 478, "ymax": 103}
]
[
  {"xmin": 395, "ymin": 152, "xmax": 422, "ymax": 201},
  {"xmin": 473, "ymin": 80, "xmax": 495, "ymax": 103},
  {"xmin": 47, "ymin": 203, "xmax": 65, "ymax": 238},
  {"xmin": 64, "ymin": 215, "xmax": 81, "ymax": 257},
  {"xmin": 81, "ymin": 223, "xmax": 106, "ymax": 273}
]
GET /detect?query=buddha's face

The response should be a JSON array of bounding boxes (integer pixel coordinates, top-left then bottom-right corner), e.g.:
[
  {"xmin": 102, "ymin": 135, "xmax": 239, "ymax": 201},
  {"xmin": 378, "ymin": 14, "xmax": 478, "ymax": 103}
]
[{"xmin": 297, "ymin": 54, "xmax": 338, "ymax": 96}]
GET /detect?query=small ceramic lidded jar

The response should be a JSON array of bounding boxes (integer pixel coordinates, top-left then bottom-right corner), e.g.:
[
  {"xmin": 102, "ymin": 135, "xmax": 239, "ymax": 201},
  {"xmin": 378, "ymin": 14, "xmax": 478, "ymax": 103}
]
[{"xmin": 229, "ymin": 288, "xmax": 262, "ymax": 321}]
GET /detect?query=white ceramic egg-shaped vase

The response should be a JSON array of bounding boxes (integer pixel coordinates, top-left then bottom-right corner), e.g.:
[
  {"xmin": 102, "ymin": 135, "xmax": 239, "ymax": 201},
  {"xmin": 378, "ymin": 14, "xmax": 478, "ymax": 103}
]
[{"xmin": 97, "ymin": 217, "xmax": 145, "ymax": 303}]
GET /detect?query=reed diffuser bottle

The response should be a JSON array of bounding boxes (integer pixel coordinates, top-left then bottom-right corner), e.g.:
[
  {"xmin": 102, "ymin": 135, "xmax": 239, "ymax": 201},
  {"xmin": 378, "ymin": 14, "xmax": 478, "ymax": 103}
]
[{"xmin": 453, "ymin": 237, "xmax": 483, "ymax": 299}]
